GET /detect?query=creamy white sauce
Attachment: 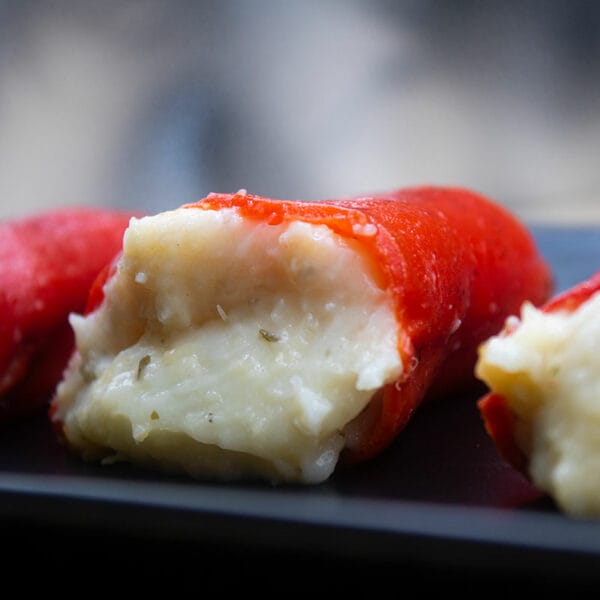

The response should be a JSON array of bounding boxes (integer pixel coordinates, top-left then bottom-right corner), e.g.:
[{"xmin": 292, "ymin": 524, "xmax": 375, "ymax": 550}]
[
  {"xmin": 53, "ymin": 207, "xmax": 403, "ymax": 484},
  {"xmin": 476, "ymin": 294, "xmax": 600, "ymax": 517}
]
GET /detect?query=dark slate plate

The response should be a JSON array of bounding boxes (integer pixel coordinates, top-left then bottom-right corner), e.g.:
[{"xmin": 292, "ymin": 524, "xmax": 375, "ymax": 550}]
[{"xmin": 1, "ymin": 225, "xmax": 599, "ymax": 585}]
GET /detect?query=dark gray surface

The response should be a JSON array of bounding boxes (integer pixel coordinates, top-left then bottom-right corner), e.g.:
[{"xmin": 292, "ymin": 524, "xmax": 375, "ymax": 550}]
[
  {"xmin": 1, "ymin": 225, "xmax": 599, "ymax": 582},
  {"xmin": 532, "ymin": 225, "xmax": 600, "ymax": 293}
]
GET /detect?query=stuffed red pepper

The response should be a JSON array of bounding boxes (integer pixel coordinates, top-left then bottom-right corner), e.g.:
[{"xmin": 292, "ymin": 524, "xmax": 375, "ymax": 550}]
[
  {"xmin": 477, "ymin": 270, "xmax": 600, "ymax": 518},
  {"xmin": 0, "ymin": 207, "xmax": 135, "ymax": 424},
  {"xmin": 50, "ymin": 186, "xmax": 552, "ymax": 483}
]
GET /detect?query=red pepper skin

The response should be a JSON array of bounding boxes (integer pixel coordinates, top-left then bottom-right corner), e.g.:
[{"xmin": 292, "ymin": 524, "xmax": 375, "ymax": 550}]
[
  {"xmin": 477, "ymin": 392, "xmax": 528, "ymax": 474},
  {"xmin": 478, "ymin": 269, "xmax": 600, "ymax": 473},
  {"xmin": 186, "ymin": 186, "xmax": 553, "ymax": 463},
  {"xmin": 0, "ymin": 207, "xmax": 136, "ymax": 425}
]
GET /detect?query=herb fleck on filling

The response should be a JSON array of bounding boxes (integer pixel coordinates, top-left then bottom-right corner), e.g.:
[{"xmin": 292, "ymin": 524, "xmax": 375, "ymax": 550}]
[{"xmin": 259, "ymin": 328, "xmax": 280, "ymax": 342}]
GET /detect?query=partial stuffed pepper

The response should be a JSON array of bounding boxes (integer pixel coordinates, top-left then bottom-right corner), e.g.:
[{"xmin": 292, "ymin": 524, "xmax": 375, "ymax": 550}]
[
  {"xmin": 50, "ymin": 187, "xmax": 552, "ymax": 483},
  {"xmin": 477, "ymin": 270, "xmax": 600, "ymax": 518},
  {"xmin": 0, "ymin": 207, "xmax": 136, "ymax": 424}
]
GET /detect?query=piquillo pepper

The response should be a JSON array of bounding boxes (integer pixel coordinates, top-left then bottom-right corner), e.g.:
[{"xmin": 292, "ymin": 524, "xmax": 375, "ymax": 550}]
[
  {"xmin": 50, "ymin": 187, "xmax": 553, "ymax": 483},
  {"xmin": 0, "ymin": 207, "xmax": 136, "ymax": 424},
  {"xmin": 476, "ymin": 270, "xmax": 600, "ymax": 517}
]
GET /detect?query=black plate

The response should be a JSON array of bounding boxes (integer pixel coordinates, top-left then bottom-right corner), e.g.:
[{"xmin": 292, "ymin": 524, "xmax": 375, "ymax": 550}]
[{"xmin": 2, "ymin": 225, "xmax": 600, "ymax": 584}]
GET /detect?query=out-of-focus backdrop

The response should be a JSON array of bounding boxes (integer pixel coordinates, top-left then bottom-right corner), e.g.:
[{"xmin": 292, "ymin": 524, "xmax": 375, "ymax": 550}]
[{"xmin": 1, "ymin": 0, "xmax": 599, "ymax": 223}]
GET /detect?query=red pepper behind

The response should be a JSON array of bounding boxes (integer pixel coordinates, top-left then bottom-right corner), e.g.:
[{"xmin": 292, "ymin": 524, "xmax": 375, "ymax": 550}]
[
  {"xmin": 189, "ymin": 186, "xmax": 553, "ymax": 463},
  {"xmin": 478, "ymin": 269, "xmax": 600, "ymax": 473},
  {"xmin": 0, "ymin": 207, "xmax": 136, "ymax": 425}
]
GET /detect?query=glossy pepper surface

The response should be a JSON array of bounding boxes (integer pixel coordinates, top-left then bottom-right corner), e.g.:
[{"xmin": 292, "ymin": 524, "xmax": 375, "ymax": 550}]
[{"xmin": 0, "ymin": 207, "xmax": 135, "ymax": 424}]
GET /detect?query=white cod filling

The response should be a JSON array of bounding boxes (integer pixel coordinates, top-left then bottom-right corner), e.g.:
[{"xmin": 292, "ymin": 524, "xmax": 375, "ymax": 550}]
[
  {"xmin": 476, "ymin": 294, "xmax": 600, "ymax": 518},
  {"xmin": 53, "ymin": 207, "xmax": 403, "ymax": 484}
]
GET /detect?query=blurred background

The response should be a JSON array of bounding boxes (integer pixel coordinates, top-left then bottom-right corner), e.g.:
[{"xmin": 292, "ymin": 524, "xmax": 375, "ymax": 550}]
[{"xmin": 1, "ymin": 0, "xmax": 599, "ymax": 223}]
